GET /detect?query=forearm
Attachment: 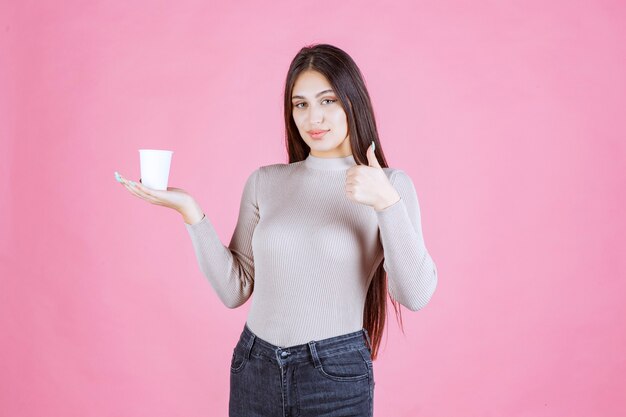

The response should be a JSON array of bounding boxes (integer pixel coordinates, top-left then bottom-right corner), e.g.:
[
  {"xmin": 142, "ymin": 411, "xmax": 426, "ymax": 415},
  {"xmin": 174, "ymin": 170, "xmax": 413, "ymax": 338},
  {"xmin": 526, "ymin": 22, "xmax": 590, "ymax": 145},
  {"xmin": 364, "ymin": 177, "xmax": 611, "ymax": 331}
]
[
  {"xmin": 185, "ymin": 217, "xmax": 254, "ymax": 308},
  {"xmin": 375, "ymin": 170, "xmax": 438, "ymax": 311},
  {"xmin": 181, "ymin": 199, "xmax": 248, "ymax": 305},
  {"xmin": 377, "ymin": 199, "xmax": 437, "ymax": 311},
  {"xmin": 182, "ymin": 170, "xmax": 259, "ymax": 309}
]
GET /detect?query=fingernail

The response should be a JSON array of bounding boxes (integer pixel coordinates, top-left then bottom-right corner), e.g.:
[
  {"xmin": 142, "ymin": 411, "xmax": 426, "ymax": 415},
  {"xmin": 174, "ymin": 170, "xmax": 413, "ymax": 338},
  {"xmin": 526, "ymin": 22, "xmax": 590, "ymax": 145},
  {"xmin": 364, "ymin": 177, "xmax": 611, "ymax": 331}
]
[
  {"xmin": 114, "ymin": 171, "xmax": 122, "ymax": 183},
  {"xmin": 129, "ymin": 181, "xmax": 136, "ymax": 187}
]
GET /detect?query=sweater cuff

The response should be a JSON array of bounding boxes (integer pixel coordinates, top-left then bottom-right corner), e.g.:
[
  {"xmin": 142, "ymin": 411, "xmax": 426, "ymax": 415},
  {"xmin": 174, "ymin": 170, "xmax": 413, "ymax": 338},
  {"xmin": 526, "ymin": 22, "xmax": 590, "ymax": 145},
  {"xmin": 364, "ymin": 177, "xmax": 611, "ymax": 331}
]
[
  {"xmin": 185, "ymin": 213, "xmax": 207, "ymax": 228},
  {"xmin": 184, "ymin": 214, "xmax": 213, "ymax": 240},
  {"xmin": 375, "ymin": 196, "xmax": 405, "ymax": 218},
  {"xmin": 374, "ymin": 197, "xmax": 402, "ymax": 213}
]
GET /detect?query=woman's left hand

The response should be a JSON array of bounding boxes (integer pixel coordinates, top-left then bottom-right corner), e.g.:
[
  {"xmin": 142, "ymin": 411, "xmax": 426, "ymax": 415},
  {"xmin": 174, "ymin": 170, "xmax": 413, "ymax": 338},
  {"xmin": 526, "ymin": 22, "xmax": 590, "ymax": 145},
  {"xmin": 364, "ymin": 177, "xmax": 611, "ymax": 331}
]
[{"xmin": 345, "ymin": 142, "xmax": 401, "ymax": 211}]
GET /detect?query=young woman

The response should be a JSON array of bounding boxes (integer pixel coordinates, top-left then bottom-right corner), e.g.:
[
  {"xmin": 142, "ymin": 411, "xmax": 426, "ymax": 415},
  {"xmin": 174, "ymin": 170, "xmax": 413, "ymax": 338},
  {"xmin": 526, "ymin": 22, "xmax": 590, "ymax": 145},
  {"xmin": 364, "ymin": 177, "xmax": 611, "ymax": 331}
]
[{"xmin": 115, "ymin": 43, "xmax": 438, "ymax": 417}]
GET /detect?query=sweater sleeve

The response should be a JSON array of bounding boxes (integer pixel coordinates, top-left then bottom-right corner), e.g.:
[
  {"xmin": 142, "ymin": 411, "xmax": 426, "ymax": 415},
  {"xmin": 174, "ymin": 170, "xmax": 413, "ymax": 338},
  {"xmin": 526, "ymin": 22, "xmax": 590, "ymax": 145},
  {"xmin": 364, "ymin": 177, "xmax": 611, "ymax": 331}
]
[
  {"xmin": 184, "ymin": 168, "xmax": 260, "ymax": 308},
  {"xmin": 375, "ymin": 169, "xmax": 438, "ymax": 311}
]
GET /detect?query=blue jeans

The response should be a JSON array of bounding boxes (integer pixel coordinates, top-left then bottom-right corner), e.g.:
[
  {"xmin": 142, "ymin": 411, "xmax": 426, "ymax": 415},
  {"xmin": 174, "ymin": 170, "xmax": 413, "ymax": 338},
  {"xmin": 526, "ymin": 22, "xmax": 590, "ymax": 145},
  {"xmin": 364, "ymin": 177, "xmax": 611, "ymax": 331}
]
[{"xmin": 229, "ymin": 322, "xmax": 375, "ymax": 417}]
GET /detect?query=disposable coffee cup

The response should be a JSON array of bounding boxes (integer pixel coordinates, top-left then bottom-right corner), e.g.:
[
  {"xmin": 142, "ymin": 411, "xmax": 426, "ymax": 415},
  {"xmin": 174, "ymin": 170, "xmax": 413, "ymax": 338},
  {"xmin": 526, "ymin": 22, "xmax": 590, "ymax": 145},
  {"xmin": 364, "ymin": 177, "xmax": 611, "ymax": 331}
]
[{"xmin": 138, "ymin": 149, "xmax": 173, "ymax": 190}]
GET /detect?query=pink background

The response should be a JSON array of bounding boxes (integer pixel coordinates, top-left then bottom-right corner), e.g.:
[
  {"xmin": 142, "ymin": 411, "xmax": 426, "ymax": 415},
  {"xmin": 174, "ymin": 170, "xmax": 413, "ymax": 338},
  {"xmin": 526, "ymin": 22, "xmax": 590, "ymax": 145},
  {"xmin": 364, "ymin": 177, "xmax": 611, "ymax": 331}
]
[{"xmin": 1, "ymin": 1, "xmax": 625, "ymax": 416}]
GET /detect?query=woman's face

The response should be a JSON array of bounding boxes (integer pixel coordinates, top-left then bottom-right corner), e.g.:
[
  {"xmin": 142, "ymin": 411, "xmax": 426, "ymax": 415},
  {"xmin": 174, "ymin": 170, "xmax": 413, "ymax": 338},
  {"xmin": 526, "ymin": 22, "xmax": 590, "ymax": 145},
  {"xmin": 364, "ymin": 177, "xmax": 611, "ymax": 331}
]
[{"xmin": 291, "ymin": 70, "xmax": 351, "ymax": 158}]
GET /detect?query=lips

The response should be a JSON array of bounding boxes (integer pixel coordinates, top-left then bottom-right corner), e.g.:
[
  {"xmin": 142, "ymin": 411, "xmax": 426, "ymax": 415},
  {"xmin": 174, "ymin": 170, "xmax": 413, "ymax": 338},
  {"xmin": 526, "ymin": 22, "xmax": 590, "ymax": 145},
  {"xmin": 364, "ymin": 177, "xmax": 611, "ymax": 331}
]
[{"xmin": 307, "ymin": 130, "xmax": 328, "ymax": 139}]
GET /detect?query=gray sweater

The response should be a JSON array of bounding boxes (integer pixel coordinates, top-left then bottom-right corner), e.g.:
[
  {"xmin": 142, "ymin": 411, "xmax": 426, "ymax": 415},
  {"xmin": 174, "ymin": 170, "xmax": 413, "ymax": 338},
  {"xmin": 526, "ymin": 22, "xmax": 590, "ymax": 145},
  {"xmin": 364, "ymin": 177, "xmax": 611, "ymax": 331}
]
[{"xmin": 185, "ymin": 153, "xmax": 438, "ymax": 347}]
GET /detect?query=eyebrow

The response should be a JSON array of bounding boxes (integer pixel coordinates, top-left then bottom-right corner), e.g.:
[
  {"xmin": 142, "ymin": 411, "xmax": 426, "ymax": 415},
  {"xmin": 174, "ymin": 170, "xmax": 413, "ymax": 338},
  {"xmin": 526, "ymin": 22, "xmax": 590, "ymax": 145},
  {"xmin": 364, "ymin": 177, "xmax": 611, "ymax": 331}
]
[{"xmin": 291, "ymin": 89, "xmax": 335, "ymax": 100}]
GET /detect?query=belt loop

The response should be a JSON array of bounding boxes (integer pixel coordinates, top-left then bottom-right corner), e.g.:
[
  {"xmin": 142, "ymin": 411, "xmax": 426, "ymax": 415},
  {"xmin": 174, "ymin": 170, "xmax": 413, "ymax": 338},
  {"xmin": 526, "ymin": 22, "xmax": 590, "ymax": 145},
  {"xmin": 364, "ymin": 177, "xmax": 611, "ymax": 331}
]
[
  {"xmin": 362, "ymin": 328, "xmax": 372, "ymax": 352},
  {"xmin": 307, "ymin": 341, "xmax": 322, "ymax": 368},
  {"xmin": 244, "ymin": 332, "xmax": 256, "ymax": 360}
]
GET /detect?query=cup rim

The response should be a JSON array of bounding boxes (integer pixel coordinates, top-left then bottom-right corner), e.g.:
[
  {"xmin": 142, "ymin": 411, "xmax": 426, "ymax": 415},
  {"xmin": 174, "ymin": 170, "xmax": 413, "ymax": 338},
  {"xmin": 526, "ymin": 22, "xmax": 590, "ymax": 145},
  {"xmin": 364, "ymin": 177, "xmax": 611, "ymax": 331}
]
[{"xmin": 138, "ymin": 149, "xmax": 173, "ymax": 153}]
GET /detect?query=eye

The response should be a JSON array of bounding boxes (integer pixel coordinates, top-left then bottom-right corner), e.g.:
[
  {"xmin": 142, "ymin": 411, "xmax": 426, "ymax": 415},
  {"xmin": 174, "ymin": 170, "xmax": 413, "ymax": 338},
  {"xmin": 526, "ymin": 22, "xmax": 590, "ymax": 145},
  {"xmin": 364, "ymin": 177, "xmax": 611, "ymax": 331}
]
[
  {"xmin": 323, "ymin": 99, "xmax": 337, "ymax": 105},
  {"xmin": 294, "ymin": 102, "xmax": 306, "ymax": 109}
]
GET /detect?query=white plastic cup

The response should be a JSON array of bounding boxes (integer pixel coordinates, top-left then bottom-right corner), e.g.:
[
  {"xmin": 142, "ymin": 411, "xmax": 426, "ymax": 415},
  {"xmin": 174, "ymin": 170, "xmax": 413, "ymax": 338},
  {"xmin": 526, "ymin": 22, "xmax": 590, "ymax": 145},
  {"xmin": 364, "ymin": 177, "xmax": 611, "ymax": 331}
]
[{"xmin": 138, "ymin": 149, "xmax": 173, "ymax": 191}]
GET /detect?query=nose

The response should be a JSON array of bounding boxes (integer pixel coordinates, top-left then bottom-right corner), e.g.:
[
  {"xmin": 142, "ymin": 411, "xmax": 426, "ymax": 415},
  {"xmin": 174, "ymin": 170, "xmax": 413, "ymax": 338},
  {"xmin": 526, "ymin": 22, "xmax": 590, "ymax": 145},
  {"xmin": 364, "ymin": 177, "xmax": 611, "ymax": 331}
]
[{"xmin": 308, "ymin": 104, "xmax": 324, "ymax": 124}]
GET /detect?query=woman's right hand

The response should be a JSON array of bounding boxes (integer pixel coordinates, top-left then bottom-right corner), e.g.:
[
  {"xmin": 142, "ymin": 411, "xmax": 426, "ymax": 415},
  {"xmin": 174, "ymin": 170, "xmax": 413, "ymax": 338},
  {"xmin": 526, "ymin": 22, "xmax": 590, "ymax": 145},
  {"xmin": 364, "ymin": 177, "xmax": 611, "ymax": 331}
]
[{"xmin": 114, "ymin": 171, "xmax": 205, "ymax": 224}]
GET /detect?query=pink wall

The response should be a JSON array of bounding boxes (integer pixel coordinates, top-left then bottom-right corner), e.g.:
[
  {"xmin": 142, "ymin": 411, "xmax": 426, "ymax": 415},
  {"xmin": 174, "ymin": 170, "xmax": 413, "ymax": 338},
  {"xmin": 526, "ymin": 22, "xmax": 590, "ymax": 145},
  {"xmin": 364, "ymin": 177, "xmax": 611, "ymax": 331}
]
[{"xmin": 1, "ymin": 1, "xmax": 625, "ymax": 416}]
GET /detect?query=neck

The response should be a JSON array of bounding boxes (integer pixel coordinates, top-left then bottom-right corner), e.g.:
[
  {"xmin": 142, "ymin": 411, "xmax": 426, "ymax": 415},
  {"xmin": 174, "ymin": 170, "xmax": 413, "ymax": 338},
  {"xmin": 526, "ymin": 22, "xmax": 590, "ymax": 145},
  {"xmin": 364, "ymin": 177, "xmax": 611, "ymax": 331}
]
[{"xmin": 304, "ymin": 153, "xmax": 356, "ymax": 171}]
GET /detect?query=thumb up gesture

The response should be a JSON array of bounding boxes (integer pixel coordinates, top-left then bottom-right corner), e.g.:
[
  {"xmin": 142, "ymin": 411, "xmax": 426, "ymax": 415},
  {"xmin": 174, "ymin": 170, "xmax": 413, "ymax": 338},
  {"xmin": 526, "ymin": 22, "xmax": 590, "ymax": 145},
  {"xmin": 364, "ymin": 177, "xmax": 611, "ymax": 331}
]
[{"xmin": 345, "ymin": 141, "xmax": 401, "ymax": 211}]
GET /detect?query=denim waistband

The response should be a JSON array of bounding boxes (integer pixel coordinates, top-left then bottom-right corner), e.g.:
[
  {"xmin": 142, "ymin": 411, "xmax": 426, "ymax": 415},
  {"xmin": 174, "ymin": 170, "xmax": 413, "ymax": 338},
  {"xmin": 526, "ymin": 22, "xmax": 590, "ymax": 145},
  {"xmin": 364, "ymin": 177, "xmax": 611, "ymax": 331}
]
[{"xmin": 237, "ymin": 322, "xmax": 373, "ymax": 366}]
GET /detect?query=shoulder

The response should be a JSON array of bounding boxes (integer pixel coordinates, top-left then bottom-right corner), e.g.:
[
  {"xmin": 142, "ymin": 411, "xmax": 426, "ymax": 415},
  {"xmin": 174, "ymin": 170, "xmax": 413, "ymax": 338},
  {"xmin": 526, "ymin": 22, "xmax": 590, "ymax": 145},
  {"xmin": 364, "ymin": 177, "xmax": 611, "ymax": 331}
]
[
  {"xmin": 259, "ymin": 160, "xmax": 301, "ymax": 171},
  {"xmin": 256, "ymin": 160, "xmax": 305, "ymax": 178},
  {"xmin": 244, "ymin": 160, "xmax": 304, "ymax": 188}
]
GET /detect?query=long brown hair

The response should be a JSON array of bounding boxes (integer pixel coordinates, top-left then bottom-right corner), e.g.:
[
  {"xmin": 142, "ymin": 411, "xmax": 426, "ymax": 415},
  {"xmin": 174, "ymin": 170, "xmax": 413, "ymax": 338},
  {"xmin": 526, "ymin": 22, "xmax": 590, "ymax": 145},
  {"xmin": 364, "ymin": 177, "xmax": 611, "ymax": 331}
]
[{"xmin": 282, "ymin": 43, "xmax": 405, "ymax": 360}]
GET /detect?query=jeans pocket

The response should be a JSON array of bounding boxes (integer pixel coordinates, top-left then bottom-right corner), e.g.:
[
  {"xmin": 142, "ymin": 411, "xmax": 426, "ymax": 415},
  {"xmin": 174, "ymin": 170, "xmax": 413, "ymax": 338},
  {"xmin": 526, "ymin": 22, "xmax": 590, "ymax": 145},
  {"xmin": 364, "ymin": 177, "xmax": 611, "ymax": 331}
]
[
  {"xmin": 360, "ymin": 344, "xmax": 373, "ymax": 365},
  {"xmin": 230, "ymin": 347, "xmax": 249, "ymax": 374},
  {"xmin": 316, "ymin": 348, "xmax": 370, "ymax": 382}
]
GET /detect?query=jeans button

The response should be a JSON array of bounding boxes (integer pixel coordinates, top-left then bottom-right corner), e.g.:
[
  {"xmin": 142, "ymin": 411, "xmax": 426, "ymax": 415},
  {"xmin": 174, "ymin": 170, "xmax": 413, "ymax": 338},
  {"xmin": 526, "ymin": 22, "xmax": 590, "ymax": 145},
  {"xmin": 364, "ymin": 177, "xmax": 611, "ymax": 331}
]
[{"xmin": 281, "ymin": 351, "xmax": 289, "ymax": 358}]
